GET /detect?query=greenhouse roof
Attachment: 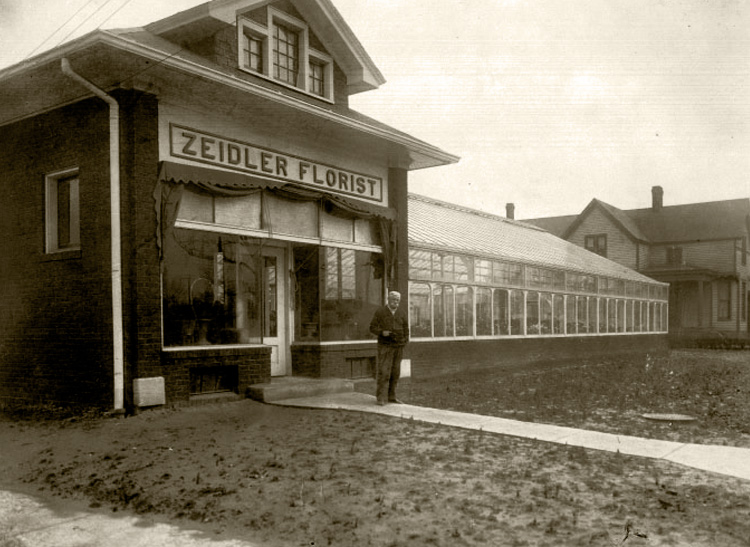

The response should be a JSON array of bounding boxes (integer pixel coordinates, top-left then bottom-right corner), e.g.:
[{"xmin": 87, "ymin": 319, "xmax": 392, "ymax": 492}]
[{"xmin": 408, "ymin": 194, "xmax": 666, "ymax": 286}]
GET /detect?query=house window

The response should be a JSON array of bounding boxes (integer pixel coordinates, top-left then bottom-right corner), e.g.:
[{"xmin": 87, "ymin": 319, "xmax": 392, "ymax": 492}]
[
  {"xmin": 717, "ymin": 280, "xmax": 732, "ymax": 321},
  {"xmin": 309, "ymin": 59, "xmax": 325, "ymax": 97},
  {"xmin": 741, "ymin": 281, "xmax": 746, "ymax": 321},
  {"xmin": 273, "ymin": 23, "xmax": 299, "ymax": 86},
  {"xmin": 324, "ymin": 247, "xmax": 355, "ymax": 300},
  {"xmin": 584, "ymin": 234, "xmax": 607, "ymax": 257},
  {"xmin": 238, "ymin": 8, "xmax": 334, "ymax": 101},
  {"xmin": 243, "ymin": 31, "xmax": 263, "ymax": 73},
  {"xmin": 45, "ymin": 168, "xmax": 80, "ymax": 253},
  {"xmin": 667, "ymin": 246, "xmax": 683, "ymax": 265}
]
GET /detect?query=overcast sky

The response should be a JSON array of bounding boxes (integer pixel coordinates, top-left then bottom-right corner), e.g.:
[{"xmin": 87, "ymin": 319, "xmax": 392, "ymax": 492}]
[{"xmin": 1, "ymin": 0, "xmax": 748, "ymax": 218}]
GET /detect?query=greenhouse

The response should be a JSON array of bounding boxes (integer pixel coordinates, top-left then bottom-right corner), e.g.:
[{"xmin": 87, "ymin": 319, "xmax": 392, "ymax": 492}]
[{"xmin": 406, "ymin": 194, "xmax": 669, "ymax": 376}]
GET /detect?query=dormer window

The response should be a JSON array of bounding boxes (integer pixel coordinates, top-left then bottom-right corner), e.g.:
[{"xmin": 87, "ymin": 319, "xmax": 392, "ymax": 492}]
[
  {"xmin": 238, "ymin": 8, "xmax": 334, "ymax": 102},
  {"xmin": 273, "ymin": 23, "xmax": 299, "ymax": 85}
]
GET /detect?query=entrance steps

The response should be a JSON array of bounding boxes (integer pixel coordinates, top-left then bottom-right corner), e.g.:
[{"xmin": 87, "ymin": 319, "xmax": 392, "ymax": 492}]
[{"xmin": 247, "ymin": 376, "xmax": 355, "ymax": 403}]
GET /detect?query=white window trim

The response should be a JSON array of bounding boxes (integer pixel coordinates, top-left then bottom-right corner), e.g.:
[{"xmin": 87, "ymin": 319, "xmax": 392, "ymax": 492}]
[
  {"xmin": 237, "ymin": 8, "xmax": 334, "ymax": 102},
  {"xmin": 45, "ymin": 167, "xmax": 81, "ymax": 253}
]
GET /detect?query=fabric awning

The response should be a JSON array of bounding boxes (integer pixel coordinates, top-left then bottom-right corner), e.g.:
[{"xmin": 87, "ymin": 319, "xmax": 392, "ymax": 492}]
[
  {"xmin": 158, "ymin": 160, "xmax": 285, "ymax": 196},
  {"xmin": 158, "ymin": 161, "xmax": 396, "ymax": 221}
]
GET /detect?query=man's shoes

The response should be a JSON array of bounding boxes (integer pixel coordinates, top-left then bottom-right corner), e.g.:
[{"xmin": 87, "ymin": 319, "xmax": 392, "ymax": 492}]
[
  {"xmin": 376, "ymin": 400, "xmax": 386, "ymax": 406},
  {"xmin": 388, "ymin": 398, "xmax": 404, "ymax": 404}
]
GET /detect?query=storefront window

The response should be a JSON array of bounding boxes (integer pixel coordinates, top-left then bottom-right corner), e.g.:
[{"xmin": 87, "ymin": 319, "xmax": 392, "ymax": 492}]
[
  {"xmin": 409, "ymin": 282, "xmax": 432, "ymax": 338},
  {"xmin": 320, "ymin": 247, "xmax": 382, "ymax": 341},
  {"xmin": 456, "ymin": 286, "xmax": 473, "ymax": 336},
  {"xmin": 294, "ymin": 245, "xmax": 320, "ymax": 341},
  {"xmin": 163, "ymin": 230, "xmax": 263, "ymax": 347},
  {"xmin": 493, "ymin": 289, "xmax": 509, "ymax": 335},
  {"xmin": 476, "ymin": 287, "xmax": 492, "ymax": 335}
]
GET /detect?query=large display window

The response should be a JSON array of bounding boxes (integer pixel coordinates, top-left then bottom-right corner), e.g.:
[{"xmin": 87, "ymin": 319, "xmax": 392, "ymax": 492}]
[{"xmin": 162, "ymin": 230, "xmax": 266, "ymax": 347}]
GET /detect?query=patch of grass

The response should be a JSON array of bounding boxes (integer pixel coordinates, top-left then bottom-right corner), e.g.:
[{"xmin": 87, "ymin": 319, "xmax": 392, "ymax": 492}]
[{"xmin": 407, "ymin": 350, "xmax": 750, "ymax": 446}]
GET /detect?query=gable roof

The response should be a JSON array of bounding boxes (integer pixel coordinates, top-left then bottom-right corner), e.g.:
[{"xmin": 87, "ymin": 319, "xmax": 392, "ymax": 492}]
[
  {"xmin": 0, "ymin": 24, "xmax": 457, "ymax": 170},
  {"xmin": 628, "ymin": 199, "xmax": 750, "ymax": 242},
  {"xmin": 408, "ymin": 194, "xmax": 664, "ymax": 285},
  {"xmin": 520, "ymin": 214, "xmax": 576, "ymax": 237},
  {"xmin": 144, "ymin": 0, "xmax": 385, "ymax": 94},
  {"xmin": 523, "ymin": 197, "xmax": 750, "ymax": 244}
]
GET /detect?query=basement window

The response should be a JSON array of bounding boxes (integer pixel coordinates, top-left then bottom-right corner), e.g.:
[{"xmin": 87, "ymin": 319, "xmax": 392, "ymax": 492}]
[{"xmin": 238, "ymin": 8, "xmax": 334, "ymax": 102}]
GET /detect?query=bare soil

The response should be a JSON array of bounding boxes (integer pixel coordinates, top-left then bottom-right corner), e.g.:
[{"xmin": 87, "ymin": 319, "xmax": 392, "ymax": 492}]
[{"xmin": 1, "ymin": 349, "xmax": 749, "ymax": 546}]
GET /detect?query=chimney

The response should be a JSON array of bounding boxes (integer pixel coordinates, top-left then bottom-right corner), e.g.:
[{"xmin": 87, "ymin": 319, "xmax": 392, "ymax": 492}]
[
  {"xmin": 652, "ymin": 186, "xmax": 664, "ymax": 212},
  {"xmin": 506, "ymin": 203, "xmax": 515, "ymax": 220}
]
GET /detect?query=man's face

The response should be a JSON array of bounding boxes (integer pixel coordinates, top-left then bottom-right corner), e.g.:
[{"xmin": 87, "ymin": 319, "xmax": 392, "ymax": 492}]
[{"xmin": 387, "ymin": 293, "xmax": 401, "ymax": 308}]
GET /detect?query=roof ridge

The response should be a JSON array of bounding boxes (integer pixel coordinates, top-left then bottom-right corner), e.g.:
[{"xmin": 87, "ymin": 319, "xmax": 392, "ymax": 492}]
[
  {"xmin": 627, "ymin": 196, "xmax": 750, "ymax": 214},
  {"xmin": 408, "ymin": 193, "xmax": 546, "ymax": 231}
]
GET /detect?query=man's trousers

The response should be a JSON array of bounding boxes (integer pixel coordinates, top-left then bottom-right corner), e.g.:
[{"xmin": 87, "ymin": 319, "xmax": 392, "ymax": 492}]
[{"xmin": 376, "ymin": 344, "xmax": 403, "ymax": 403}]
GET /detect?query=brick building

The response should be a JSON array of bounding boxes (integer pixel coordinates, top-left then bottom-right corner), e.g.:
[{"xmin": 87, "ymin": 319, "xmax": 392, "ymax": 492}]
[
  {"xmin": 0, "ymin": 0, "xmax": 457, "ymax": 410},
  {"xmin": 524, "ymin": 186, "xmax": 750, "ymax": 345},
  {"xmin": 0, "ymin": 0, "xmax": 669, "ymax": 412}
]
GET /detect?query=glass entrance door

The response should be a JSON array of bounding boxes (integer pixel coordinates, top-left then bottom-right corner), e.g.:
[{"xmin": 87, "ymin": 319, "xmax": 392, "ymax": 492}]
[{"xmin": 262, "ymin": 246, "xmax": 287, "ymax": 376}]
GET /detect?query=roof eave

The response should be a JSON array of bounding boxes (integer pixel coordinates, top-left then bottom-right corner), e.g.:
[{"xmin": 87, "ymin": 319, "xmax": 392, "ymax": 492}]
[{"xmin": 0, "ymin": 30, "xmax": 457, "ymax": 170}]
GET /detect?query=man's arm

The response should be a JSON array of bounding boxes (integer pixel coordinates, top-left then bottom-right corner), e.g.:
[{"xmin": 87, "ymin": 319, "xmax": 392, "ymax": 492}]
[{"xmin": 369, "ymin": 307, "xmax": 384, "ymax": 337}]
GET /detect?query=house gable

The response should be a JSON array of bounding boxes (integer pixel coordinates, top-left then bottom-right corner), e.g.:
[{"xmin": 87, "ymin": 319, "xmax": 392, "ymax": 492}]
[
  {"xmin": 145, "ymin": 0, "xmax": 384, "ymax": 103},
  {"xmin": 565, "ymin": 200, "xmax": 640, "ymax": 270}
]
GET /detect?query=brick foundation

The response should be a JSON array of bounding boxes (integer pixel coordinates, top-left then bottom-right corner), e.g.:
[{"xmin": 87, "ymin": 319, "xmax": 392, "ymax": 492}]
[
  {"xmin": 408, "ymin": 334, "xmax": 669, "ymax": 378},
  {"xmin": 161, "ymin": 347, "xmax": 271, "ymax": 403},
  {"xmin": 291, "ymin": 343, "xmax": 378, "ymax": 378}
]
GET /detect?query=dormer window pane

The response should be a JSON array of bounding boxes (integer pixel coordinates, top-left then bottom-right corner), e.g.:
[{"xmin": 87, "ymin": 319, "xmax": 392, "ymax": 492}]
[
  {"xmin": 309, "ymin": 60, "xmax": 325, "ymax": 96},
  {"xmin": 274, "ymin": 24, "xmax": 299, "ymax": 86},
  {"xmin": 244, "ymin": 33, "xmax": 263, "ymax": 72}
]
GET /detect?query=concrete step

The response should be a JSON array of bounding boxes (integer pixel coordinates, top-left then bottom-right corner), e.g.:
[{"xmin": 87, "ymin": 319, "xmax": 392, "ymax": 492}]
[
  {"xmin": 247, "ymin": 376, "xmax": 355, "ymax": 403},
  {"xmin": 189, "ymin": 392, "xmax": 243, "ymax": 406}
]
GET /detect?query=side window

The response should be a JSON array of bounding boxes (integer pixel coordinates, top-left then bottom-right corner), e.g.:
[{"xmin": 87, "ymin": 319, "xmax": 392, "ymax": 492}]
[
  {"xmin": 584, "ymin": 234, "xmax": 607, "ymax": 257},
  {"xmin": 45, "ymin": 168, "xmax": 80, "ymax": 253},
  {"xmin": 717, "ymin": 280, "xmax": 732, "ymax": 321}
]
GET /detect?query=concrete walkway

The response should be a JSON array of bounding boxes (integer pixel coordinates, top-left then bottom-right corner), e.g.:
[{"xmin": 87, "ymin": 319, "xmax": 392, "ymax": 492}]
[
  {"xmin": 0, "ymin": 489, "xmax": 261, "ymax": 547},
  {"xmin": 272, "ymin": 391, "xmax": 750, "ymax": 482}
]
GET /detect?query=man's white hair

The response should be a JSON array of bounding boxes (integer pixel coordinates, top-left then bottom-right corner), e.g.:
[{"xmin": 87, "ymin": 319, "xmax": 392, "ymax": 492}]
[{"xmin": 388, "ymin": 291, "xmax": 401, "ymax": 298}]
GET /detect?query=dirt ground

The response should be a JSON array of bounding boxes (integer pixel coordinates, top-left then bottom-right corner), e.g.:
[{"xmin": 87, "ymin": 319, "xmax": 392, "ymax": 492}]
[{"xmin": 2, "ymin": 392, "xmax": 750, "ymax": 546}]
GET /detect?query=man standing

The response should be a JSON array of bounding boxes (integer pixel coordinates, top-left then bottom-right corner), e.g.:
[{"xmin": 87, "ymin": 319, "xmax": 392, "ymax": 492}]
[{"xmin": 369, "ymin": 290, "xmax": 409, "ymax": 406}]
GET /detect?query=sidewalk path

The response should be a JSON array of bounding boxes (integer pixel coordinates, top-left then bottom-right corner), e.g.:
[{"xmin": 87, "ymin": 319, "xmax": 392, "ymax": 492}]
[
  {"xmin": 0, "ymin": 489, "xmax": 260, "ymax": 547},
  {"xmin": 273, "ymin": 391, "xmax": 750, "ymax": 482}
]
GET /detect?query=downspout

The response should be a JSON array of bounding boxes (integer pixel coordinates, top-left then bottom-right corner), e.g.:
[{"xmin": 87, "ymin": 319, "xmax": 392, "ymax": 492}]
[{"xmin": 61, "ymin": 58, "xmax": 124, "ymax": 413}]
